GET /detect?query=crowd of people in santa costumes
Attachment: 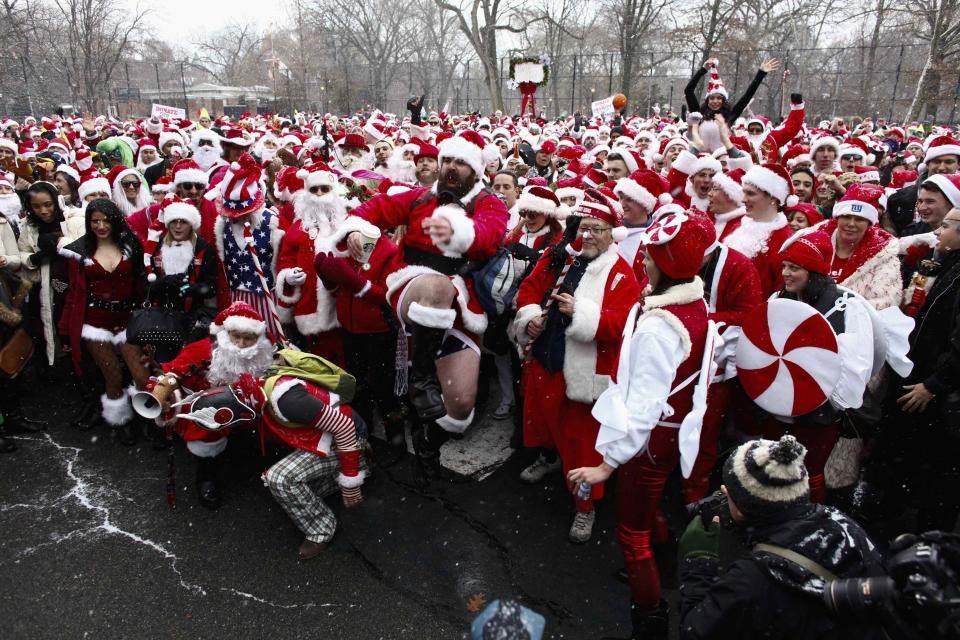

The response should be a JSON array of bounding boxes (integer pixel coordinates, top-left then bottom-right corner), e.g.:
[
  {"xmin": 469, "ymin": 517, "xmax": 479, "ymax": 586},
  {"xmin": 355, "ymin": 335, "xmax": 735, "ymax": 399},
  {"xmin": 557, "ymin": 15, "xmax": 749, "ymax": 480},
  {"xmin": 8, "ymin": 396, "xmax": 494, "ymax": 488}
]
[{"xmin": 1, "ymin": 55, "xmax": 960, "ymax": 636}]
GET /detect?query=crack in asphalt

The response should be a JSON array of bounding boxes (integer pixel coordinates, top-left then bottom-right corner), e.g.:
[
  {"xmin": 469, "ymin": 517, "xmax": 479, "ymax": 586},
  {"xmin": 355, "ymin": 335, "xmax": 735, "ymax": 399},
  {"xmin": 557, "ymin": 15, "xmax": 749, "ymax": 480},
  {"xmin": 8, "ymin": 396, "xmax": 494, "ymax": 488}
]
[
  {"xmin": 4, "ymin": 433, "xmax": 347, "ymax": 611},
  {"xmin": 373, "ymin": 454, "xmax": 575, "ymax": 622}
]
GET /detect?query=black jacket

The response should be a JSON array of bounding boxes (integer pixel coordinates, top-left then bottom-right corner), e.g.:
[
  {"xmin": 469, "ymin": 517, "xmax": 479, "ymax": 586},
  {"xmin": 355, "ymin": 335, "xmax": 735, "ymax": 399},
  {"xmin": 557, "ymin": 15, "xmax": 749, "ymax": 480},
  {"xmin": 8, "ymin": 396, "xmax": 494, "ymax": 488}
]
[
  {"xmin": 680, "ymin": 504, "xmax": 885, "ymax": 640},
  {"xmin": 902, "ymin": 249, "xmax": 960, "ymax": 394},
  {"xmin": 147, "ymin": 235, "xmax": 218, "ymax": 342},
  {"xmin": 886, "ymin": 179, "xmax": 924, "ymax": 236}
]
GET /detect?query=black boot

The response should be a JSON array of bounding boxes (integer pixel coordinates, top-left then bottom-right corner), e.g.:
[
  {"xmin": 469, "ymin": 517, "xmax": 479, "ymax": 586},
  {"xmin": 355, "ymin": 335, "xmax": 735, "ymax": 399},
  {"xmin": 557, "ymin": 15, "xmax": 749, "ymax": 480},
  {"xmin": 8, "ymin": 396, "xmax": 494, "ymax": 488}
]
[
  {"xmin": 0, "ymin": 417, "xmax": 16, "ymax": 453},
  {"xmin": 116, "ymin": 420, "xmax": 138, "ymax": 446},
  {"xmin": 383, "ymin": 408, "xmax": 407, "ymax": 448},
  {"xmin": 630, "ymin": 600, "xmax": 669, "ymax": 640},
  {"xmin": 195, "ymin": 455, "xmax": 222, "ymax": 510},
  {"xmin": 407, "ymin": 324, "xmax": 447, "ymax": 421},
  {"xmin": 4, "ymin": 411, "xmax": 48, "ymax": 433},
  {"xmin": 412, "ymin": 422, "xmax": 469, "ymax": 487}
]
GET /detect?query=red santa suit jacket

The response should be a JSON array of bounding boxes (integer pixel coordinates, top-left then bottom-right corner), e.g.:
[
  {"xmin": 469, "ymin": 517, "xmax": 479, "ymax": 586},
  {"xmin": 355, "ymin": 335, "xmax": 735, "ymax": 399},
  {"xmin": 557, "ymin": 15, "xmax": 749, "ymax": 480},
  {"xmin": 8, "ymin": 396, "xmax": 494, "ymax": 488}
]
[
  {"xmin": 160, "ymin": 337, "xmax": 228, "ymax": 444},
  {"xmin": 513, "ymin": 244, "xmax": 641, "ymax": 404},
  {"xmin": 327, "ymin": 231, "xmax": 405, "ymax": 334},
  {"xmin": 721, "ymin": 213, "xmax": 793, "ymax": 298},
  {"xmin": 751, "ymin": 102, "xmax": 806, "ymax": 164},
  {"xmin": 349, "ymin": 182, "xmax": 509, "ymax": 335},
  {"xmin": 702, "ymin": 244, "xmax": 763, "ymax": 327}
]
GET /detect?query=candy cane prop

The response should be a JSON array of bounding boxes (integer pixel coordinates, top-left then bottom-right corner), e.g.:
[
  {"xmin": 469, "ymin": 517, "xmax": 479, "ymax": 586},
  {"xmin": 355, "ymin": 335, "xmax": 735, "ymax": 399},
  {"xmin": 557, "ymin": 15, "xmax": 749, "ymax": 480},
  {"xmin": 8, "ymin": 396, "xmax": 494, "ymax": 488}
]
[{"xmin": 242, "ymin": 221, "xmax": 289, "ymax": 347}]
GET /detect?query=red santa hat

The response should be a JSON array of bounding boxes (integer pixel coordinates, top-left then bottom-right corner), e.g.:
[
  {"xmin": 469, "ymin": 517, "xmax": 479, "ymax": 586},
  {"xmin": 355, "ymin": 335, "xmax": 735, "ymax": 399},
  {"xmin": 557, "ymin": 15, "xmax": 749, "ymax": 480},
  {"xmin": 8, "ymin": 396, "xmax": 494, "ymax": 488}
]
[
  {"xmin": 78, "ymin": 172, "xmax": 111, "ymax": 201},
  {"xmin": 0, "ymin": 138, "xmax": 21, "ymax": 156},
  {"xmin": 614, "ymin": 169, "xmax": 672, "ymax": 212},
  {"xmin": 159, "ymin": 195, "xmax": 202, "ymax": 230},
  {"xmin": 296, "ymin": 162, "xmax": 338, "ymax": 189},
  {"xmin": 172, "ymin": 158, "xmax": 209, "ymax": 187},
  {"xmin": 743, "ymin": 163, "xmax": 798, "ymax": 206},
  {"xmin": 641, "ymin": 210, "xmax": 715, "ymax": 278},
  {"xmin": 534, "ymin": 139, "xmax": 557, "ymax": 155},
  {"xmin": 0, "ymin": 172, "xmax": 13, "ymax": 189},
  {"xmin": 608, "ymin": 148, "xmax": 645, "ymax": 174},
  {"xmin": 781, "ymin": 145, "xmax": 812, "ymax": 168},
  {"xmin": 516, "ymin": 185, "xmax": 567, "ymax": 219},
  {"xmin": 274, "ymin": 165, "xmax": 304, "ymax": 200},
  {"xmin": 218, "ymin": 152, "xmax": 264, "ymax": 218},
  {"xmin": 438, "ymin": 130, "xmax": 500, "ymax": 178},
  {"xmin": 74, "ymin": 148, "xmax": 94, "ymax": 174},
  {"xmin": 832, "ymin": 182, "xmax": 886, "ymax": 224},
  {"xmin": 555, "ymin": 176, "xmax": 585, "ymax": 203},
  {"xmin": 144, "ymin": 116, "xmax": 163, "ymax": 135},
  {"xmin": 712, "ymin": 168, "xmax": 745, "ymax": 205},
  {"xmin": 574, "ymin": 188, "xmax": 627, "ymax": 241},
  {"xmin": 779, "ymin": 230, "xmax": 834, "ymax": 275},
  {"xmin": 923, "ymin": 135, "xmax": 960, "ymax": 164},
  {"xmin": 414, "ymin": 141, "xmax": 439, "ymax": 163},
  {"xmin": 582, "ymin": 167, "xmax": 609, "ymax": 188},
  {"xmin": 924, "ymin": 173, "xmax": 960, "ymax": 209},
  {"xmin": 784, "ymin": 202, "xmax": 824, "ymax": 227},
  {"xmin": 854, "ymin": 165, "xmax": 880, "ymax": 184},
  {"xmin": 210, "ymin": 301, "xmax": 266, "ymax": 336},
  {"xmin": 703, "ymin": 60, "xmax": 728, "ymax": 100},
  {"xmin": 338, "ymin": 133, "xmax": 370, "ymax": 152},
  {"xmin": 152, "ymin": 175, "xmax": 173, "ymax": 194},
  {"xmin": 890, "ymin": 168, "xmax": 919, "ymax": 190},
  {"xmin": 158, "ymin": 129, "xmax": 184, "ymax": 151},
  {"xmin": 838, "ymin": 139, "xmax": 874, "ymax": 164},
  {"xmin": 654, "ymin": 136, "xmax": 690, "ymax": 161}
]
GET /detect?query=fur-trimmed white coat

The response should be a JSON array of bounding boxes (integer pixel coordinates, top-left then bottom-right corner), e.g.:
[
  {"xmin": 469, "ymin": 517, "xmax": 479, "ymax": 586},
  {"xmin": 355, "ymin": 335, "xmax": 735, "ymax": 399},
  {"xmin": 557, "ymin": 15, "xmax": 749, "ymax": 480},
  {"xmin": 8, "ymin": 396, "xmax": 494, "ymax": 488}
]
[{"xmin": 513, "ymin": 244, "xmax": 641, "ymax": 404}]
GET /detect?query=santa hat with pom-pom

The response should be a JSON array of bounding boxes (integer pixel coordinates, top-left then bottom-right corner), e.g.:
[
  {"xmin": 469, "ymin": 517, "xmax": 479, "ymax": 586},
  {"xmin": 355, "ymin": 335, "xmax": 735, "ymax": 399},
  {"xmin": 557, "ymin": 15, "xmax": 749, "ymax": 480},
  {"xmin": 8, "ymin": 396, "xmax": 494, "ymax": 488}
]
[
  {"xmin": 614, "ymin": 169, "xmax": 672, "ymax": 212},
  {"xmin": 142, "ymin": 216, "xmax": 165, "ymax": 283},
  {"xmin": 160, "ymin": 195, "xmax": 202, "ymax": 230},
  {"xmin": 210, "ymin": 301, "xmax": 265, "ymax": 336},
  {"xmin": 296, "ymin": 161, "xmax": 337, "ymax": 190},
  {"xmin": 743, "ymin": 163, "xmax": 798, "ymax": 207},
  {"xmin": 703, "ymin": 60, "xmax": 728, "ymax": 100},
  {"xmin": 779, "ymin": 229, "xmax": 834, "ymax": 275},
  {"xmin": 573, "ymin": 188, "xmax": 628, "ymax": 242},
  {"xmin": 555, "ymin": 175, "xmax": 585, "ymax": 205}
]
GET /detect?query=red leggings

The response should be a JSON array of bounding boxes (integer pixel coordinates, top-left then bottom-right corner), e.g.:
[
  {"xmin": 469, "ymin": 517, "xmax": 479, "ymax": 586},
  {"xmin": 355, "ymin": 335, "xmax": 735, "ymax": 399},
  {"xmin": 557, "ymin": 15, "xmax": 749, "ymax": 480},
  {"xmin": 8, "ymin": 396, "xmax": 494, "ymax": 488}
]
[
  {"xmin": 616, "ymin": 427, "xmax": 679, "ymax": 609},
  {"xmin": 758, "ymin": 417, "xmax": 841, "ymax": 503},
  {"xmin": 681, "ymin": 380, "xmax": 734, "ymax": 504}
]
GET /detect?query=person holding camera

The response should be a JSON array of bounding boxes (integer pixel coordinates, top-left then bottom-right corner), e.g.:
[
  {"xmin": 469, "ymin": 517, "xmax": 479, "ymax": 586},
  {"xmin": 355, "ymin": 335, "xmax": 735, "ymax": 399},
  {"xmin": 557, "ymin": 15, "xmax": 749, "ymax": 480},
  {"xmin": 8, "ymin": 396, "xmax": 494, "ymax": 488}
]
[{"xmin": 678, "ymin": 435, "xmax": 884, "ymax": 640}]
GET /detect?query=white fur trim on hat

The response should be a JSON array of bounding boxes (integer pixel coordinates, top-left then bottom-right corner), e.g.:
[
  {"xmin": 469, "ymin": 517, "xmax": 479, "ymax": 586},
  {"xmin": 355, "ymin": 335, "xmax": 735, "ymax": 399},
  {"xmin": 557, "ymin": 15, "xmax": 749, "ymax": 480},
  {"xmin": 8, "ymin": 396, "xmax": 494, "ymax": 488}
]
[
  {"xmin": 743, "ymin": 165, "xmax": 790, "ymax": 204},
  {"xmin": 712, "ymin": 173, "xmax": 744, "ymax": 205},
  {"xmin": 925, "ymin": 174, "xmax": 960, "ymax": 209},
  {"xmin": 161, "ymin": 201, "xmax": 202, "ymax": 229},
  {"xmin": 220, "ymin": 315, "xmax": 266, "ymax": 336},
  {"xmin": 515, "ymin": 191, "xmax": 559, "ymax": 216},
  {"xmin": 173, "ymin": 168, "xmax": 208, "ymax": 186},
  {"xmin": 296, "ymin": 167, "xmax": 337, "ymax": 189},
  {"xmin": 693, "ymin": 155, "xmax": 722, "ymax": 175},
  {"xmin": 832, "ymin": 199, "xmax": 878, "ymax": 224},
  {"xmin": 78, "ymin": 176, "xmax": 111, "ymax": 200},
  {"xmin": 0, "ymin": 138, "xmax": 17, "ymax": 154},
  {"xmin": 56, "ymin": 164, "xmax": 80, "ymax": 184},
  {"xmin": 925, "ymin": 143, "xmax": 960, "ymax": 164},
  {"xmin": 555, "ymin": 187, "xmax": 585, "ymax": 203},
  {"xmin": 810, "ymin": 136, "xmax": 840, "ymax": 157},
  {"xmin": 614, "ymin": 178, "xmax": 656, "ymax": 212},
  {"xmin": 438, "ymin": 135, "xmax": 485, "ymax": 178}
]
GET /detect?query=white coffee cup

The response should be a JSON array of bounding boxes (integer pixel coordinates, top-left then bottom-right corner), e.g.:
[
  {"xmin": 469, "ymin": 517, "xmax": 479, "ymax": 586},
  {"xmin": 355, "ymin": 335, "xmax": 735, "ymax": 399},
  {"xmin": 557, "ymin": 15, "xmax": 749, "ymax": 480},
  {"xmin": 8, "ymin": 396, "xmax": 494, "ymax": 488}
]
[{"xmin": 357, "ymin": 227, "xmax": 381, "ymax": 263}]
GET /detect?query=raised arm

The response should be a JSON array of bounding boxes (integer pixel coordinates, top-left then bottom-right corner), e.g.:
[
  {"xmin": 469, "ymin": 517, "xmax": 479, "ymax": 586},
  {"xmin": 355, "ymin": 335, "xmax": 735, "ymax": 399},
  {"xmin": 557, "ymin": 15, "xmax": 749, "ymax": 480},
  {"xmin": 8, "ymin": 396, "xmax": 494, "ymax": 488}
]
[{"xmin": 728, "ymin": 58, "xmax": 779, "ymax": 121}]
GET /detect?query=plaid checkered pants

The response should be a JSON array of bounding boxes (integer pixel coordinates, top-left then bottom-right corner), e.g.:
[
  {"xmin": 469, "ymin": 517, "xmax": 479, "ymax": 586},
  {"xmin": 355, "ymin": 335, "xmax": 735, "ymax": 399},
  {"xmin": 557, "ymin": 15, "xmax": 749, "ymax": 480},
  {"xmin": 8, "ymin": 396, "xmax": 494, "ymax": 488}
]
[{"xmin": 264, "ymin": 449, "xmax": 368, "ymax": 543}]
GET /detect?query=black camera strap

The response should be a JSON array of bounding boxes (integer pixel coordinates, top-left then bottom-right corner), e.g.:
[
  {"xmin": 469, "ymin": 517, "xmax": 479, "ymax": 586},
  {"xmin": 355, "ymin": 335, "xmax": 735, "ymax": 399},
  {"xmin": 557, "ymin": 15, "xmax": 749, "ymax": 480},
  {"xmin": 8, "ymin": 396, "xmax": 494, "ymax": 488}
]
[{"xmin": 754, "ymin": 543, "xmax": 838, "ymax": 582}]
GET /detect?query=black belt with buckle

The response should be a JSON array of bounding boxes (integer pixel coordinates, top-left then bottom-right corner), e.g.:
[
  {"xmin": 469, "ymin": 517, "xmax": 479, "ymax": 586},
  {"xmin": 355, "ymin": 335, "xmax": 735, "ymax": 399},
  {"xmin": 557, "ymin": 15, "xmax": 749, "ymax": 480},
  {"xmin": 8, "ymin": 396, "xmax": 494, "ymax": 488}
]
[{"xmin": 87, "ymin": 296, "xmax": 132, "ymax": 312}]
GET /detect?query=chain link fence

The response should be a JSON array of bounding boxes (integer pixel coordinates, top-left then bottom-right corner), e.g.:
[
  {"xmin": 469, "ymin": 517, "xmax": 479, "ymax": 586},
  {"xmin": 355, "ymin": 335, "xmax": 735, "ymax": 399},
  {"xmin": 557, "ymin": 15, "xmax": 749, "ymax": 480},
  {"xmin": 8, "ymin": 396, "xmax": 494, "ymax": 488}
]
[{"xmin": 1, "ymin": 44, "xmax": 956, "ymax": 124}]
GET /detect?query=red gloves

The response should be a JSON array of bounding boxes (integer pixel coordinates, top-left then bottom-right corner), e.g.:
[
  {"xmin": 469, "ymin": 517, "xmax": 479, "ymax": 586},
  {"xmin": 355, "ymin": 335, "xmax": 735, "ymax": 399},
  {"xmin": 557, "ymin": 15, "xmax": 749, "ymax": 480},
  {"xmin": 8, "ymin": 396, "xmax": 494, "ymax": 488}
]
[{"xmin": 315, "ymin": 253, "xmax": 367, "ymax": 295}]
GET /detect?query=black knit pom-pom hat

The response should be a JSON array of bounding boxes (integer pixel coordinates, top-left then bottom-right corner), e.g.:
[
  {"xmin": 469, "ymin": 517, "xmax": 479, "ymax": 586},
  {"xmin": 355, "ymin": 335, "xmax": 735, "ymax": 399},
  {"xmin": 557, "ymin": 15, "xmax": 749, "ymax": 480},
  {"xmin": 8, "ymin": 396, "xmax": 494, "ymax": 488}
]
[{"xmin": 722, "ymin": 435, "xmax": 810, "ymax": 519}]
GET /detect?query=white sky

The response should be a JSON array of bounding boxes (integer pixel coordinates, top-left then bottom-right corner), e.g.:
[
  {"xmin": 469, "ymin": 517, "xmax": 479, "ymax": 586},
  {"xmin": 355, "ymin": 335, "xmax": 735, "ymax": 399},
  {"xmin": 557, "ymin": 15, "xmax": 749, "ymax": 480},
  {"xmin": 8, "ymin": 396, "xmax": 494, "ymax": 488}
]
[{"xmin": 140, "ymin": 0, "xmax": 285, "ymax": 44}]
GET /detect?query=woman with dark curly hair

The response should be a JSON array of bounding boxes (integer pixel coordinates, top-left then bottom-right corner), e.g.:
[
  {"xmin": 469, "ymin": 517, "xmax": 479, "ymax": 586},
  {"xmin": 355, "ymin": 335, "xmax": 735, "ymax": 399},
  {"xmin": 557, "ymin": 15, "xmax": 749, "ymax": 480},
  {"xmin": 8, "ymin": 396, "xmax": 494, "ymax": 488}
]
[{"xmin": 59, "ymin": 199, "xmax": 149, "ymax": 444}]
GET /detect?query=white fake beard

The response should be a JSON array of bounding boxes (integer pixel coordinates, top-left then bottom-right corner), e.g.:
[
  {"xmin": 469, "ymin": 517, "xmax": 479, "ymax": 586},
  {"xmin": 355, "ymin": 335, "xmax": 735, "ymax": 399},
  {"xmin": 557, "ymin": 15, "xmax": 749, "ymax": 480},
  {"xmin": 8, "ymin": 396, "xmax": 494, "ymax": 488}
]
[
  {"xmin": 386, "ymin": 155, "xmax": 416, "ymax": 183},
  {"xmin": 334, "ymin": 151, "xmax": 372, "ymax": 172},
  {"xmin": 160, "ymin": 239, "xmax": 195, "ymax": 275},
  {"xmin": 293, "ymin": 189, "xmax": 347, "ymax": 234},
  {"xmin": 747, "ymin": 133, "xmax": 765, "ymax": 148},
  {"xmin": 208, "ymin": 331, "xmax": 274, "ymax": 387},
  {"xmin": 0, "ymin": 193, "xmax": 21, "ymax": 223},
  {"xmin": 192, "ymin": 145, "xmax": 223, "ymax": 172},
  {"xmin": 259, "ymin": 147, "xmax": 277, "ymax": 163},
  {"xmin": 112, "ymin": 184, "xmax": 149, "ymax": 217}
]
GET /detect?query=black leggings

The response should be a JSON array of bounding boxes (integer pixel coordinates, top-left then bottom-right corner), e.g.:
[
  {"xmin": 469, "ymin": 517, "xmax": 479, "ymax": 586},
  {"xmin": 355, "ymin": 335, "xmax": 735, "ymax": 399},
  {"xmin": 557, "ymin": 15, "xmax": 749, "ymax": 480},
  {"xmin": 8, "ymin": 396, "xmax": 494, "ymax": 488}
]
[{"xmin": 342, "ymin": 330, "xmax": 401, "ymax": 428}]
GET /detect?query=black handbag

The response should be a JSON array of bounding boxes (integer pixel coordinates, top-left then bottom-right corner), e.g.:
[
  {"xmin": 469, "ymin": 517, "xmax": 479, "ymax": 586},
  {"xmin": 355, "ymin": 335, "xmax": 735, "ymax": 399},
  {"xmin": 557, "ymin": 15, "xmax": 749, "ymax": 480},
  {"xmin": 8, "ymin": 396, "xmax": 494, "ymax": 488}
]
[{"xmin": 126, "ymin": 305, "xmax": 187, "ymax": 347}]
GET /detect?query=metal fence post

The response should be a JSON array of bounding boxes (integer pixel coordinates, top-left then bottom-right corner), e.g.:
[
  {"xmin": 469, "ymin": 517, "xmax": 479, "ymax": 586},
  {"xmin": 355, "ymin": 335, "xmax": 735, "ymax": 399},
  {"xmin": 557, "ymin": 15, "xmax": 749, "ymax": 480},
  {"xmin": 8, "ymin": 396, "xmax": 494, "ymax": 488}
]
[
  {"xmin": 607, "ymin": 53, "xmax": 614, "ymax": 95},
  {"xmin": 888, "ymin": 44, "xmax": 905, "ymax": 122},
  {"xmin": 180, "ymin": 62, "xmax": 188, "ymax": 112},
  {"xmin": 570, "ymin": 54, "xmax": 577, "ymax": 115},
  {"xmin": 733, "ymin": 50, "xmax": 742, "ymax": 97}
]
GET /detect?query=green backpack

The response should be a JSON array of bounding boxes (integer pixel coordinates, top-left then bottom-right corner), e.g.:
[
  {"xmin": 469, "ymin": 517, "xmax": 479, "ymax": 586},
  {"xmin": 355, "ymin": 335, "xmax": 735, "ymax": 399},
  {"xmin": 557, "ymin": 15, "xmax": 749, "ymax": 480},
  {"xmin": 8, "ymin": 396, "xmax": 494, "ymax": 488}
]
[{"xmin": 263, "ymin": 348, "xmax": 357, "ymax": 406}]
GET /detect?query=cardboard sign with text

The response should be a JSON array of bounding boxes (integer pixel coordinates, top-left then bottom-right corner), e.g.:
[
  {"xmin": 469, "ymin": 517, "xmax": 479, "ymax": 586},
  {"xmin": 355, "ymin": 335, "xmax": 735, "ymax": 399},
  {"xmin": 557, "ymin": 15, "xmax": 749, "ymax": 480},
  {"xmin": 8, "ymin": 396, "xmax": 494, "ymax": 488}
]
[
  {"xmin": 151, "ymin": 103, "xmax": 186, "ymax": 120},
  {"xmin": 591, "ymin": 96, "xmax": 616, "ymax": 118}
]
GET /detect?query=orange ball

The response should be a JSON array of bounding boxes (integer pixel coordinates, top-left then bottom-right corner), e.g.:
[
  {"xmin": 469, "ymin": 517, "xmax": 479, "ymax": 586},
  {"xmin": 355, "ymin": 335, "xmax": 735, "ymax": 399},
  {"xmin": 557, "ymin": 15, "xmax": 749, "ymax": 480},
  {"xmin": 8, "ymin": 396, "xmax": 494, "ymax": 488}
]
[{"xmin": 612, "ymin": 93, "xmax": 627, "ymax": 110}]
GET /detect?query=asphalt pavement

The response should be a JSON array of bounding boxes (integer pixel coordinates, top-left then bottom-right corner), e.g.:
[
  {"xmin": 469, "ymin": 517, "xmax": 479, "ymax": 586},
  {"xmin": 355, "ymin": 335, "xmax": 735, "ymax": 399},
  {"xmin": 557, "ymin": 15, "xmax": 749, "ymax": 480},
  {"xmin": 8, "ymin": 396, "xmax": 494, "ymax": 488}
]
[{"xmin": 0, "ymin": 380, "xmax": 684, "ymax": 640}]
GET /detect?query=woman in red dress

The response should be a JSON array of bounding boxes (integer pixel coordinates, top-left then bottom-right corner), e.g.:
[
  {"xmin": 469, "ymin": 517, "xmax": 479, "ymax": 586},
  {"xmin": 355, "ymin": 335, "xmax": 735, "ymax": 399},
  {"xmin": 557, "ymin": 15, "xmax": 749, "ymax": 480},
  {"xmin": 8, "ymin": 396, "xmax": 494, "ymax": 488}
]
[{"xmin": 60, "ymin": 199, "xmax": 149, "ymax": 444}]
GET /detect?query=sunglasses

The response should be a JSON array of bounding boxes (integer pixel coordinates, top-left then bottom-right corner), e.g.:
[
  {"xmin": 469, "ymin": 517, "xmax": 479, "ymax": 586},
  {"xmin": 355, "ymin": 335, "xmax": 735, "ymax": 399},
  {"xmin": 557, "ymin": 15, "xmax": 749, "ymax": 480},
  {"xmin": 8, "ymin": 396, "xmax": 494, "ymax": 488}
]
[
  {"xmin": 198, "ymin": 139, "xmax": 215, "ymax": 147},
  {"xmin": 577, "ymin": 225, "xmax": 610, "ymax": 235},
  {"xmin": 520, "ymin": 211, "xmax": 541, "ymax": 220},
  {"xmin": 309, "ymin": 185, "xmax": 332, "ymax": 194},
  {"xmin": 179, "ymin": 182, "xmax": 205, "ymax": 191},
  {"xmin": 121, "ymin": 180, "xmax": 140, "ymax": 189}
]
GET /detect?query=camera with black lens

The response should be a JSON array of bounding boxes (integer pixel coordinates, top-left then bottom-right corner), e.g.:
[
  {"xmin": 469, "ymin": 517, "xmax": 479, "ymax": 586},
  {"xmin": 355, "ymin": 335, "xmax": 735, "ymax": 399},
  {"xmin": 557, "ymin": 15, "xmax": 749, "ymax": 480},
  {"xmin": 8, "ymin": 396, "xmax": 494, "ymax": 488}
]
[
  {"xmin": 685, "ymin": 490, "xmax": 730, "ymax": 528},
  {"xmin": 822, "ymin": 531, "xmax": 960, "ymax": 640}
]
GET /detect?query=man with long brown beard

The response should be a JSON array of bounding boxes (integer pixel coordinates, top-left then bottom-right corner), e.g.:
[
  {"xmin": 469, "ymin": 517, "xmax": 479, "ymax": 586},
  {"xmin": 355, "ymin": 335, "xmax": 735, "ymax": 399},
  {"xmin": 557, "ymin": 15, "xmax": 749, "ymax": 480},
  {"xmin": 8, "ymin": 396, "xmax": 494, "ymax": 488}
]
[{"xmin": 157, "ymin": 302, "xmax": 275, "ymax": 509}]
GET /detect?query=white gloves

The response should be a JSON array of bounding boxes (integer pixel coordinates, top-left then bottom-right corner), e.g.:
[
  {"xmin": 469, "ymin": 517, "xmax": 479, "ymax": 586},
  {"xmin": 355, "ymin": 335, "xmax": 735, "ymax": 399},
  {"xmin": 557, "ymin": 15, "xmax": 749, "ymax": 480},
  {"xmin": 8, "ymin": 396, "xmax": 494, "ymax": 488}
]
[{"xmin": 286, "ymin": 267, "xmax": 307, "ymax": 286}]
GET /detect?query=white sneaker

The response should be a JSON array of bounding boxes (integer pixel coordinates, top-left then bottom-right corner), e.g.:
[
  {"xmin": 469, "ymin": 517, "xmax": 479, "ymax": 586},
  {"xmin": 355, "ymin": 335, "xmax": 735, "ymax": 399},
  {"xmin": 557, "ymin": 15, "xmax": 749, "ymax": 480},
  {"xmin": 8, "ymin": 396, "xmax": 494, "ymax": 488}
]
[
  {"xmin": 519, "ymin": 453, "xmax": 561, "ymax": 484},
  {"xmin": 569, "ymin": 510, "xmax": 596, "ymax": 544}
]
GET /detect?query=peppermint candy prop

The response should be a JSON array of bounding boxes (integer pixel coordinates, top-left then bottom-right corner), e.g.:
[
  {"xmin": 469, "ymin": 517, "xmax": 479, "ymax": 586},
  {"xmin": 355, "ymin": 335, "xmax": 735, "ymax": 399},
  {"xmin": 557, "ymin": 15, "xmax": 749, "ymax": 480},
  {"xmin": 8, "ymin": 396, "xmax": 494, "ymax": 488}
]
[{"xmin": 737, "ymin": 298, "xmax": 841, "ymax": 417}]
